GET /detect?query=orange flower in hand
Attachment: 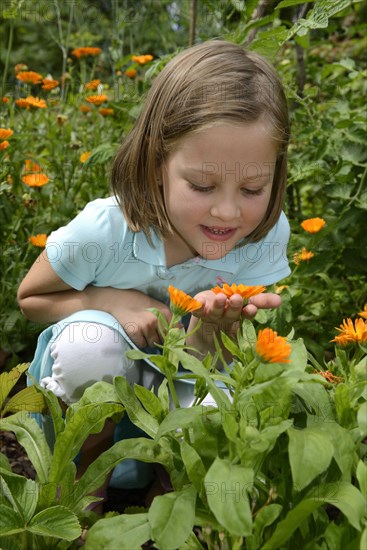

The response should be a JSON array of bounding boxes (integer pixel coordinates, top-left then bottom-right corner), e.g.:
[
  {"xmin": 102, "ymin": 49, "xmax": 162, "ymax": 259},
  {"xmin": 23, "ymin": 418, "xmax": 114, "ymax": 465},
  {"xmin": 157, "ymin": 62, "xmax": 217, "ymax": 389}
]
[
  {"xmin": 211, "ymin": 283, "xmax": 265, "ymax": 302},
  {"xmin": 168, "ymin": 286, "xmax": 202, "ymax": 316},
  {"xmin": 256, "ymin": 327, "xmax": 291, "ymax": 364}
]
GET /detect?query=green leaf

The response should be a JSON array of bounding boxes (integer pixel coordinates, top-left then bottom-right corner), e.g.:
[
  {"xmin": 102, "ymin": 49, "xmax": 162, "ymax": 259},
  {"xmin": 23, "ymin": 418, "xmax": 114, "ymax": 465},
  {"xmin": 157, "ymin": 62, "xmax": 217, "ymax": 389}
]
[
  {"xmin": 180, "ymin": 440, "xmax": 207, "ymax": 496},
  {"xmin": 334, "ymin": 384, "xmax": 356, "ymax": 428},
  {"xmin": 85, "ymin": 513, "xmax": 151, "ymax": 549},
  {"xmin": 2, "ymin": 386, "xmax": 45, "ymax": 416},
  {"xmin": 134, "ymin": 384, "xmax": 164, "ymax": 421},
  {"xmin": 205, "ymin": 457, "xmax": 253, "ymax": 536},
  {"xmin": 356, "ymin": 460, "xmax": 367, "ymax": 498},
  {"xmin": 361, "ymin": 527, "xmax": 367, "ymax": 550},
  {"xmin": 33, "ymin": 384, "xmax": 65, "ymax": 439},
  {"xmin": 0, "ymin": 413, "xmax": 52, "ymax": 484},
  {"xmin": 357, "ymin": 401, "xmax": 367, "ymax": 437},
  {"xmin": 148, "ymin": 486, "xmax": 197, "ymax": 550},
  {"xmin": 158, "ymin": 379, "xmax": 170, "ymax": 416},
  {"xmin": 28, "ymin": 506, "xmax": 81, "ymax": 541},
  {"xmin": 253, "ymin": 503, "xmax": 283, "ymax": 543},
  {"xmin": 156, "ymin": 406, "xmax": 212, "ymax": 440},
  {"xmin": 0, "ymin": 505, "xmax": 23, "ymax": 536},
  {"xmin": 0, "ymin": 473, "xmax": 38, "ymax": 523},
  {"xmin": 0, "ymin": 363, "xmax": 29, "ymax": 411},
  {"xmin": 0, "ymin": 453, "xmax": 11, "ymax": 472},
  {"xmin": 261, "ymin": 482, "xmax": 366, "ymax": 549},
  {"xmin": 288, "ymin": 425, "xmax": 334, "ymax": 491},
  {"xmin": 179, "ymin": 530, "xmax": 206, "ymax": 549}
]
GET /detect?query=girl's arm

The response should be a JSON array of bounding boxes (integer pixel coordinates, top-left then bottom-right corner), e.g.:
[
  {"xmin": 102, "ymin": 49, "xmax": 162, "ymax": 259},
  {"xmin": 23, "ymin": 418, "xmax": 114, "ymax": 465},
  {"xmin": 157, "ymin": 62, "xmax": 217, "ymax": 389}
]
[
  {"xmin": 186, "ymin": 290, "xmax": 281, "ymax": 359},
  {"xmin": 17, "ymin": 251, "xmax": 171, "ymax": 348}
]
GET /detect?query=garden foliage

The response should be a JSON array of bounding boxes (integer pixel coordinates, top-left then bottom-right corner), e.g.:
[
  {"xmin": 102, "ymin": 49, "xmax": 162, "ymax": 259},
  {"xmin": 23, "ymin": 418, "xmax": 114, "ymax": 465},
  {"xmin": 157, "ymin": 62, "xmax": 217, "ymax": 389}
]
[{"xmin": 0, "ymin": 0, "xmax": 366, "ymax": 548}]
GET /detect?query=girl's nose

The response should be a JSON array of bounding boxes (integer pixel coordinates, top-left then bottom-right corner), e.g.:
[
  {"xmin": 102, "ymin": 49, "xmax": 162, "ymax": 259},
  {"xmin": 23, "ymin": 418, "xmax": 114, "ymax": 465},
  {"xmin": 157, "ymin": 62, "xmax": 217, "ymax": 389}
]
[{"xmin": 210, "ymin": 197, "xmax": 240, "ymax": 221}]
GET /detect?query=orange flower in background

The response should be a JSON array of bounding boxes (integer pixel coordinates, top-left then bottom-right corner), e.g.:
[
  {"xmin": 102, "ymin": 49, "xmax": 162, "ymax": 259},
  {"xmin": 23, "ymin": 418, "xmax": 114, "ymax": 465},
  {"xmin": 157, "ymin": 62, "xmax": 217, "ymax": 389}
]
[
  {"xmin": 79, "ymin": 104, "xmax": 92, "ymax": 113},
  {"xmin": 211, "ymin": 283, "xmax": 266, "ymax": 301},
  {"xmin": 256, "ymin": 328, "xmax": 291, "ymax": 364},
  {"xmin": 86, "ymin": 94, "xmax": 108, "ymax": 105},
  {"xmin": 22, "ymin": 173, "xmax": 49, "ymax": 187},
  {"xmin": 275, "ymin": 285, "xmax": 289, "ymax": 294},
  {"xmin": 98, "ymin": 107, "xmax": 114, "ymax": 116},
  {"xmin": 16, "ymin": 71, "xmax": 43, "ymax": 84},
  {"xmin": 0, "ymin": 141, "xmax": 9, "ymax": 150},
  {"xmin": 42, "ymin": 78, "xmax": 59, "ymax": 90},
  {"xmin": 15, "ymin": 98, "xmax": 30, "ymax": 108},
  {"xmin": 300, "ymin": 217, "xmax": 326, "ymax": 233},
  {"xmin": 84, "ymin": 79, "xmax": 101, "ymax": 90},
  {"xmin": 29, "ymin": 234, "xmax": 47, "ymax": 247},
  {"xmin": 314, "ymin": 370, "xmax": 343, "ymax": 384},
  {"xmin": 131, "ymin": 54, "xmax": 153, "ymax": 65},
  {"xmin": 71, "ymin": 47, "xmax": 101, "ymax": 58},
  {"xmin": 125, "ymin": 68, "xmax": 137, "ymax": 78},
  {"xmin": 331, "ymin": 318, "xmax": 367, "ymax": 346},
  {"xmin": 1, "ymin": 97, "xmax": 10, "ymax": 103},
  {"xmin": 294, "ymin": 248, "xmax": 314, "ymax": 265},
  {"xmin": 0, "ymin": 128, "xmax": 13, "ymax": 140},
  {"xmin": 15, "ymin": 63, "xmax": 28, "ymax": 73},
  {"xmin": 25, "ymin": 96, "xmax": 47, "ymax": 109},
  {"xmin": 80, "ymin": 151, "xmax": 91, "ymax": 163},
  {"xmin": 168, "ymin": 285, "xmax": 202, "ymax": 316},
  {"xmin": 24, "ymin": 159, "xmax": 42, "ymax": 173},
  {"xmin": 358, "ymin": 304, "xmax": 367, "ymax": 320}
]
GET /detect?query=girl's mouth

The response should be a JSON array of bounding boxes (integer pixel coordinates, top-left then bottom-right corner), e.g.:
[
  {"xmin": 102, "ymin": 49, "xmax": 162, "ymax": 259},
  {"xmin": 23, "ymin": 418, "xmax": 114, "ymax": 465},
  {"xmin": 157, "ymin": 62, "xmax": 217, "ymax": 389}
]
[{"xmin": 200, "ymin": 225, "xmax": 236, "ymax": 241}]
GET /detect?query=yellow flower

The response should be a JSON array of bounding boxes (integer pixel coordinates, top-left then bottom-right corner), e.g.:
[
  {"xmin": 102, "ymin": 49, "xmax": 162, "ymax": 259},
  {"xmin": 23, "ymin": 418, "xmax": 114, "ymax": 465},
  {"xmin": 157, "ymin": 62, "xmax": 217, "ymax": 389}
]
[
  {"xmin": 84, "ymin": 79, "xmax": 101, "ymax": 90},
  {"xmin": 300, "ymin": 217, "xmax": 326, "ymax": 233},
  {"xmin": 131, "ymin": 54, "xmax": 153, "ymax": 65},
  {"xmin": 71, "ymin": 47, "xmax": 101, "ymax": 58},
  {"xmin": 168, "ymin": 285, "xmax": 202, "ymax": 316},
  {"xmin": 314, "ymin": 370, "xmax": 343, "ymax": 384},
  {"xmin": 42, "ymin": 78, "xmax": 59, "ymax": 90},
  {"xmin": 16, "ymin": 71, "xmax": 43, "ymax": 84},
  {"xmin": 0, "ymin": 128, "xmax": 13, "ymax": 140},
  {"xmin": 331, "ymin": 318, "xmax": 367, "ymax": 346},
  {"xmin": 80, "ymin": 151, "xmax": 91, "ymax": 163},
  {"xmin": 86, "ymin": 94, "xmax": 108, "ymax": 105},
  {"xmin": 256, "ymin": 328, "xmax": 291, "ymax": 364},
  {"xmin": 0, "ymin": 141, "xmax": 9, "ymax": 150},
  {"xmin": 294, "ymin": 247, "xmax": 314, "ymax": 265},
  {"xmin": 211, "ymin": 283, "xmax": 265, "ymax": 301},
  {"xmin": 25, "ymin": 96, "xmax": 47, "ymax": 109},
  {"xmin": 125, "ymin": 68, "xmax": 137, "ymax": 78},
  {"xmin": 98, "ymin": 107, "xmax": 114, "ymax": 116},
  {"xmin": 22, "ymin": 173, "xmax": 49, "ymax": 187},
  {"xmin": 275, "ymin": 285, "xmax": 289, "ymax": 294},
  {"xmin": 358, "ymin": 304, "xmax": 367, "ymax": 320},
  {"xmin": 28, "ymin": 234, "xmax": 47, "ymax": 247}
]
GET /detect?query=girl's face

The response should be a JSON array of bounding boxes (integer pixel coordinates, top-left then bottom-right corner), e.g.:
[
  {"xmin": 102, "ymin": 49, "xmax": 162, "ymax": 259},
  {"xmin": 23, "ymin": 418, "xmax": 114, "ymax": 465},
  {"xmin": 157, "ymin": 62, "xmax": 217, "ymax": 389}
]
[{"xmin": 161, "ymin": 122, "xmax": 278, "ymax": 266}]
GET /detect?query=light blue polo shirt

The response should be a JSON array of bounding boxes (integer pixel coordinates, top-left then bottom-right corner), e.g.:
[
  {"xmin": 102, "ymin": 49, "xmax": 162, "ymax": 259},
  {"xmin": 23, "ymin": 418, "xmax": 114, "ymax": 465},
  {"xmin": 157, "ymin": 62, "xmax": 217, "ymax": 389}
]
[{"xmin": 46, "ymin": 196, "xmax": 291, "ymax": 301}]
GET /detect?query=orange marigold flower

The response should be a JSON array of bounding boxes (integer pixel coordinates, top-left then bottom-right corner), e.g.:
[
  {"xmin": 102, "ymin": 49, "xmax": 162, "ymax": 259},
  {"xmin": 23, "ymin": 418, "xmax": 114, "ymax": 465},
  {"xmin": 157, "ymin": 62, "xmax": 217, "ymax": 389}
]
[
  {"xmin": 84, "ymin": 79, "xmax": 101, "ymax": 90},
  {"xmin": 16, "ymin": 71, "xmax": 43, "ymax": 84},
  {"xmin": 314, "ymin": 370, "xmax": 343, "ymax": 384},
  {"xmin": 22, "ymin": 173, "xmax": 49, "ymax": 187},
  {"xmin": 294, "ymin": 247, "xmax": 314, "ymax": 265},
  {"xmin": 358, "ymin": 304, "xmax": 367, "ymax": 320},
  {"xmin": 125, "ymin": 68, "xmax": 137, "ymax": 78},
  {"xmin": 98, "ymin": 107, "xmax": 114, "ymax": 116},
  {"xmin": 25, "ymin": 96, "xmax": 47, "ymax": 109},
  {"xmin": 71, "ymin": 47, "xmax": 101, "ymax": 58},
  {"xmin": 24, "ymin": 159, "xmax": 42, "ymax": 173},
  {"xmin": 256, "ymin": 327, "xmax": 291, "ymax": 364},
  {"xmin": 1, "ymin": 97, "xmax": 10, "ymax": 103},
  {"xmin": 28, "ymin": 234, "xmax": 47, "ymax": 247},
  {"xmin": 42, "ymin": 78, "xmax": 59, "ymax": 90},
  {"xmin": 15, "ymin": 63, "xmax": 28, "ymax": 73},
  {"xmin": 86, "ymin": 94, "xmax": 108, "ymax": 105},
  {"xmin": 80, "ymin": 151, "xmax": 91, "ymax": 163},
  {"xmin": 15, "ymin": 98, "xmax": 30, "ymax": 108},
  {"xmin": 0, "ymin": 128, "xmax": 13, "ymax": 140},
  {"xmin": 79, "ymin": 104, "xmax": 92, "ymax": 113},
  {"xmin": 300, "ymin": 217, "xmax": 326, "ymax": 233},
  {"xmin": 131, "ymin": 54, "xmax": 153, "ymax": 65},
  {"xmin": 211, "ymin": 283, "xmax": 265, "ymax": 301},
  {"xmin": 331, "ymin": 318, "xmax": 367, "ymax": 346},
  {"xmin": 168, "ymin": 285, "xmax": 202, "ymax": 316},
  {"xmin": 0, "ymin": 141, "xmax": 9, "ymax": 150}
]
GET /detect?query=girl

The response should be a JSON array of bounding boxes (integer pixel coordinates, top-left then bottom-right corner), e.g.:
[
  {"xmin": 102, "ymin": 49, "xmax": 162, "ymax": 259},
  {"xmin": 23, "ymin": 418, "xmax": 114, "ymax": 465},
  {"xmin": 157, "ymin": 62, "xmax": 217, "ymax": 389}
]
[{"xmin": 18, "ymin": 40, "xmax": 291, "ymax": 491}]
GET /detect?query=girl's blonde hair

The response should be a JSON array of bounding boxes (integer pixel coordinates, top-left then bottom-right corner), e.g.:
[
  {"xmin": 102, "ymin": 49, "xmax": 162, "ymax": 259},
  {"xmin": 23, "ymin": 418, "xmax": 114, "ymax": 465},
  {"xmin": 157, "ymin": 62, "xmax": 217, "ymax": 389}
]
[{"xmin": 111, "ymin": 40, "xmax": 290, "ymax": 243}]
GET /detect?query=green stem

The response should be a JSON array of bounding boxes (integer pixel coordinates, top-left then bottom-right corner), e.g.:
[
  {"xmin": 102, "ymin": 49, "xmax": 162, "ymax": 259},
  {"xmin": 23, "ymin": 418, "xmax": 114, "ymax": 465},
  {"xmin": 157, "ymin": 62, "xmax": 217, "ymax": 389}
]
[{"xmin": 2, "ymin": 20, "xmax": 14, "ymax": 97}]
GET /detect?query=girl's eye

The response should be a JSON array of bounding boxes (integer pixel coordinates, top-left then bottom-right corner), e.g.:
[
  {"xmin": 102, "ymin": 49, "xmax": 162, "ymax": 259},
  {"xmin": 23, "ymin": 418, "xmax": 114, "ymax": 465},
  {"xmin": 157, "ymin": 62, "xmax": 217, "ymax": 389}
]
[
  {"xmin": 242, "ymin": 187, "xmax": 265, "ymax": 196},
  {"xmin": 189, "ymin": 182, "xmax": 214, "ymax": 193}
]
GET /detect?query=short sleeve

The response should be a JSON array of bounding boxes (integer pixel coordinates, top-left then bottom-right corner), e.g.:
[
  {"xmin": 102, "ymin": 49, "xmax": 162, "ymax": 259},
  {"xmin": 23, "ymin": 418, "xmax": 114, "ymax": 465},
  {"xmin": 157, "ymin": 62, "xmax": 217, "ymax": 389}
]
[
  {"xmin": 233, "ymin": 212, "xmax": 291, "ymax": 286},
  {"xmin": 45, "ymin": 198, "xmax": 127, "ymax": 290}
]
